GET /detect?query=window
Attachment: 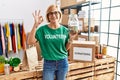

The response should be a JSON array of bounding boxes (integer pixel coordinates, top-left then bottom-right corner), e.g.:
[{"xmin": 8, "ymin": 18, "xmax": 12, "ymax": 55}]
[
  {"xmin": 83, "ymin": 0, "xmax": 120, "ymax": 80},
  {"xmin": 98, "ymin": 0, "xmax": 120, "ymax": 80}
]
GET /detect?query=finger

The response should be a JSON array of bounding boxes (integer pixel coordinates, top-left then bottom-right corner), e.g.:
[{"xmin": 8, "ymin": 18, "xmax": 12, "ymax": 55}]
[
  {"xmin": 38, "ymin": 10, "xmax": 41, "ymax": 16},
  {"xmin": 74, "ymin": 32, "xmax": 78, "ymax": 37},
  {"xmin": 35, "ymin": 10, "xmax": 37, "ymax": 16},
  {"xmin": 41, "ymin": 16, "xmax": 44, "ymax": 22},
  {"xmin": 78, "ymin": 30, "xmax": 81, "ymax": 34},
  {"xmin": 39, "ymin": 16, "xmax": 44, "ymax": 22},
  {"xmin": 32, "ymin": 13, "xmax": 35, "ymax": 18}
]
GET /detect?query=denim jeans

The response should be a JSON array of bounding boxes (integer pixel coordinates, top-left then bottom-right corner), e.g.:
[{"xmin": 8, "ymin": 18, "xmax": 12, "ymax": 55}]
[{"xmin": 43, "ymin": 57, "xmax": 69, "ymax": 80}]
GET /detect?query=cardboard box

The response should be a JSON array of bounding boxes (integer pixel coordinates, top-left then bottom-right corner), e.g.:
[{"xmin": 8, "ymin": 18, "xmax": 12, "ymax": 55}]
[
  {"xmin": 64, "ymin": 9, "xmax": 77, "ymax": 14},
  {"xmin": 84, "ymin": 18, "xmax": 95, "ymax": 27},
  {"xmin": 78, "ymin": 18, "xmax": 95, "ymax": 32},
  {"xmin": 78, "ymin": 35, "xmax": 88, "ymax": 41},
  {"xmin": 69, "ymin": 40, "xmax": 96, "ymax": 62},
  {"xmin": 61, "ymin": 14, "xmax": 69, "ymax": 25},
  {"xmin": 68, "ymin": 0, "xmax": 85, "ymax": 7},
  {"xmin": 61, "ymin": 0, "xmax": 85, "ymax": 8}
]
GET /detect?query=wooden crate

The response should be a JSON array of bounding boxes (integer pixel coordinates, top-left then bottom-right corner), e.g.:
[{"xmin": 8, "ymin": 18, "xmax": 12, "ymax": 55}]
[
  {"xmin": 67, "ymin": 55, "xmax": 116, "ymax": 80},
  {"xmin": 74, "ymin": 72, "xmax": 114, "ymax": 80},
  {"xmin": 0, "ymin": 70, "xmax": 42, "ymax": 80},
  {"xmin": 0, "ymin": 61, "xmax": 43, "ymax": 80},
  {"xmin": 0, "ymin": 56, "xmax": 115, "ymax": 80}
]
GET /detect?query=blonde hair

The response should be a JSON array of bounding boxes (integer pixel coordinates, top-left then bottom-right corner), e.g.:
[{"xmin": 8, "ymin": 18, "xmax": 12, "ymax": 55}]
[{"xmin": 46, "ymin": 4, "xmax": 62, "ymax": 22}]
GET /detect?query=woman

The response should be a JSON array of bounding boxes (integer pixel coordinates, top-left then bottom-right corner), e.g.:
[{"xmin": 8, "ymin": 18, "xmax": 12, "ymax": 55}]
[{"xmin": 28, "ymin": 4, "xmax": 77, "ymax": 80}]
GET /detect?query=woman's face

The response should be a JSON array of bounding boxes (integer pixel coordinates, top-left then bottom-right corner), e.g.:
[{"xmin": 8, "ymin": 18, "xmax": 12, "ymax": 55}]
[{"xmin": 47, "ymin": 8, "xmax": 60, "ymax": 23}]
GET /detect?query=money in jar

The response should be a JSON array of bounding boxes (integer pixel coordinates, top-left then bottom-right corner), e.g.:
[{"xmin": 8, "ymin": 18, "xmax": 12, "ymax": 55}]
[{"xmin": 68, "ymin": 14, "xmax": 79, "ymax": 34}]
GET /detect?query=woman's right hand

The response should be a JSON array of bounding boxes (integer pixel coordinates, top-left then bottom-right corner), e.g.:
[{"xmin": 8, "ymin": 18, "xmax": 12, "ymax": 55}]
[
  {"xmin": 28, "ymin": 10, "xmax": 43, "ymax": 45},
  {"xmin": 32, "ymin": 10, "xmax": 43, "ymax": 28}
]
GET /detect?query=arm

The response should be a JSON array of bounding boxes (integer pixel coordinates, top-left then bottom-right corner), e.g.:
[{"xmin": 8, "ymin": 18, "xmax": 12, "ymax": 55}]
[
  {"xmin": 27, "ymin": 23, "xmax": 38, "ymax": 45},
  {"xmin": 66, "ymin": 40, "xmax": 72, "ymax": 51},
  {"xmin": 66, "ymin": 33, "xmax": 78, "ymax": 51},
  {"xmin": 27, "ymin": 10, "xmax": 43, "ymax": 45}
]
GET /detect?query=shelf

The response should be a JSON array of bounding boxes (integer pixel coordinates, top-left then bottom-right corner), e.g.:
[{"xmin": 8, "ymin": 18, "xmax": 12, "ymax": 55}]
[
  {"xmin": 61, "ymin": 1, "xmax": 100, "ymax": 10},
  {"xmin": 81, "ymin": 32, "xmax": 99, "ymax": 36},
  {"xmin": 61, "ymin": 1, "xmax": 101, "ymax": 40}
]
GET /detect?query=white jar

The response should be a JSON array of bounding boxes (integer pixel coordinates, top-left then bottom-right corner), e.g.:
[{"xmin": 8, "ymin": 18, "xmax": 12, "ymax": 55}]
[
  {"xmin": 4, "ymin": 64, "xmax": 10, "ymax": 75},
  {"xmin": 68, "ymin": 14, "xmax": 79, "ymax": 34}
]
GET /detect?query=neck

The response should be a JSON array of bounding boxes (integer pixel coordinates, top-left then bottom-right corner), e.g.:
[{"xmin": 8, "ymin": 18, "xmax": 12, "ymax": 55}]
[{"xmin": 49, "ymin": 22, "xmax": 60, "ymax": 29}]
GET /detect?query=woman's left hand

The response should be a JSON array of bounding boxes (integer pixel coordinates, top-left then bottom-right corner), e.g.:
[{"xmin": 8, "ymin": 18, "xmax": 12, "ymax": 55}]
[{"xmin": 69, "ymin": 32, "xmax": 78, "ymax": 41}]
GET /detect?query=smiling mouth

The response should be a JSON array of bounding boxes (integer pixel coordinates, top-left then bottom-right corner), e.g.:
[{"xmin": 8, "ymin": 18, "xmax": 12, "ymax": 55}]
[{"xmin": 50, "ymin": 18, "xmax": 57, "ymax": 20}]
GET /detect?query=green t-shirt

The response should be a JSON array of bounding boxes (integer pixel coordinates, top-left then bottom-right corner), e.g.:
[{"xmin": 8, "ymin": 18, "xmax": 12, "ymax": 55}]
[{"xmin": 35, "ymin": 24, "xmax": 69, "ymax": 60}]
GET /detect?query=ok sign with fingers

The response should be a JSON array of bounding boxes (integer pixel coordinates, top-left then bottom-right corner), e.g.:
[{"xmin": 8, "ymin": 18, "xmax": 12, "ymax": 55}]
[{"xmin": 32, "ymin": 10, "xmax": 44, "ymax": 28}]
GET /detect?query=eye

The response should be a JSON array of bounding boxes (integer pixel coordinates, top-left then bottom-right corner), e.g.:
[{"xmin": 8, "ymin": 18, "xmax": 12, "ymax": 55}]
[
  {"xmin": 54, "ymin": 11, "xmax": 58, "ymax": 14},
  {"xmin": 48, "ymin": 12, "xmax": 53, "ymax": 15},
  {"xmin": 48, "ymin": 11, "xmax": 59, "ymax": 16}
]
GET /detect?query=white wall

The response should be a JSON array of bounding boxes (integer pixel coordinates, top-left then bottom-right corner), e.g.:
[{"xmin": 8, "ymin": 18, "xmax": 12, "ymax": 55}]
[
  {"xmin": 0, "ymin": 0, "xmax": 56, "ymax": 60},
  {"xmin": 0, "ymin": 0, "xmax": 56, "ymax": 33}
]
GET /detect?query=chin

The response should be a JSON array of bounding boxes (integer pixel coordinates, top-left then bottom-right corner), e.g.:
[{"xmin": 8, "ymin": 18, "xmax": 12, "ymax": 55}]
[{"xmin": 50, "ymin": 20, "xmax": 58, "ymax": 23}]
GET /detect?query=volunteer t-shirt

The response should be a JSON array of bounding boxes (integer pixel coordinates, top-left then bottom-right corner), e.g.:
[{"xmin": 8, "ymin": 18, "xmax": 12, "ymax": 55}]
[{"xmin": 35, "ymin": 24, "xmax": 69, "ymax": 60}]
